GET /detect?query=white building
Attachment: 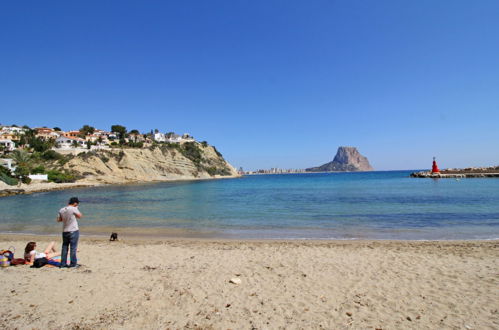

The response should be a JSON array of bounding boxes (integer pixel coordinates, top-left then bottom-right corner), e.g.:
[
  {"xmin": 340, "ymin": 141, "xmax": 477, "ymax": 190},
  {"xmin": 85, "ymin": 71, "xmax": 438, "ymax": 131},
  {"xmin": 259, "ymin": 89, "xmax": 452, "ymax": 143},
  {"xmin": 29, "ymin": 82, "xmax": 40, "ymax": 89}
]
[
  {"xmin": 0, "ymin": 139, "xmax": 15, "ymax": 152},
  {"xmin": 166, "ymin": 133, "xmax": 181, "ymax": 143},
  {"xmin": 0, "ymin": 126, "xmax": 27, "ymax": 135},
  {"xmin": 55, "ymin": 136, "xmax": 87, "ymax": 149},
  {"xmin": 28, "ymin": 174, "xmax": 48, "ymax": 181},
  {"xmin": 153, "ymin": 132, "xmax": 166, "ymax": 142},
  {"xmin": 0, "ymin": 158, "xmax": 16, "ymax": 173}
]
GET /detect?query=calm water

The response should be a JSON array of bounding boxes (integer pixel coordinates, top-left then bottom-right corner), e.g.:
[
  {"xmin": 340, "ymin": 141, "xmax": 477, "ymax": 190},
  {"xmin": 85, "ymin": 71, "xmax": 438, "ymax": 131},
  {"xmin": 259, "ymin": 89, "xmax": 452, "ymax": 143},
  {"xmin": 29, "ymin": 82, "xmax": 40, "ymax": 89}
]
[{"xmin": 1, "ymin": 171, "xmax": 498, "ymax": 240}]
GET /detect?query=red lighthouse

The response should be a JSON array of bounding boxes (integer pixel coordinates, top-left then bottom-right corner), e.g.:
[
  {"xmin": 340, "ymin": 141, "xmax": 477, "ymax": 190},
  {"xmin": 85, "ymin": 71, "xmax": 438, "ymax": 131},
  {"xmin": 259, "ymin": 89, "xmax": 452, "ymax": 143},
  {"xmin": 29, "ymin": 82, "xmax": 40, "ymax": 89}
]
[{"xmin": 431, "ymin": 157, "xmax": 440, "ymax": 173}]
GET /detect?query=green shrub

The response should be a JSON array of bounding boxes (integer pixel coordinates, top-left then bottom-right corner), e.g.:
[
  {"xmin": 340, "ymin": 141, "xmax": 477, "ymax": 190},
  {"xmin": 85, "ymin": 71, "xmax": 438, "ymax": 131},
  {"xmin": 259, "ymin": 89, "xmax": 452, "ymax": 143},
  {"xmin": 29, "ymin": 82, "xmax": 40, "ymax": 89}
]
[
  {"xmin": 31, "ymin": 165, "xmax": 46, "ymax": 174},
  {"xmin": 203, "ymin": 166, "xmax": 232, "ymax": 176},
  {"xmin": 0, "ymin": 172, "xmax": 18, "ymax": 185},
  {"xmin": 180, "ymin": 142, "xmax": 203, "ymax": 165},
  {"xmin": 0, "ymin": 166, "xmax": 18, "ymax": 185},
  {"xmin": 213, "ymin": 146, "xmax": 223, "ymax": 158},
  {"xmin": 56, "ymin": 154, "xmax": 73, "ymax": 166},
  {"xmin": 42, "ymin": 150, "xmax": 64, "ymax": 160},
  {"xmin": 47, "ymin": 170, "xmax": 77, "ymax": 183}
]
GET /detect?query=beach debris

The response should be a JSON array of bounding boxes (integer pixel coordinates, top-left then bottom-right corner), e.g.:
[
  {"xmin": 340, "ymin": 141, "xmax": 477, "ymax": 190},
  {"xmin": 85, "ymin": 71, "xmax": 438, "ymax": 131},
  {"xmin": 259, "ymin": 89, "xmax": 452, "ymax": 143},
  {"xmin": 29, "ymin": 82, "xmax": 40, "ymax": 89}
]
[
  {"xmin": 225, "ymin": 303, "xmax": 231, "ymax": 308},
  {"xmin": 346, "ymin": 312, "xmax": 353, "ymax": 317},
  {"xmin": 406, "ymin": 316, "xmax": 412, "ymax": 321},
  {"xmin": 229, "ymin": 277, "xmax": 242, "ymax": 284},
  {"xmin": 142, "ymin": 265, "xmax": 158, "ymax": 271}
]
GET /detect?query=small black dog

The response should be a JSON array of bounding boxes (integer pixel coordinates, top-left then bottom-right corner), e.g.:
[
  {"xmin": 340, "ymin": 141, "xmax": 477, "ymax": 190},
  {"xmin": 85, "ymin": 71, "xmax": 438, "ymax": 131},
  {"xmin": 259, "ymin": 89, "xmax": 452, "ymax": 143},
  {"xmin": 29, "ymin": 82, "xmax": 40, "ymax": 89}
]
[{"xmin": 110, "ymin": 232, "xmax": 118, "ymax": 241}]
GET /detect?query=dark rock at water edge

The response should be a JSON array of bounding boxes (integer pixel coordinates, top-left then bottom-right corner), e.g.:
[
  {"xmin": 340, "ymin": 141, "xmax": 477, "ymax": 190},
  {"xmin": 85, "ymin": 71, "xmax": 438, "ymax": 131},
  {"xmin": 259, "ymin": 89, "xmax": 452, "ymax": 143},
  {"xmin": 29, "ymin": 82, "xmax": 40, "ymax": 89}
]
[
  {"xmin": 306, "ymin": 147, "xmax": 373, "ymax": 172},
  {"xmin": 0, "ymin": 189, "xmax": 25, "ymax": 197}
]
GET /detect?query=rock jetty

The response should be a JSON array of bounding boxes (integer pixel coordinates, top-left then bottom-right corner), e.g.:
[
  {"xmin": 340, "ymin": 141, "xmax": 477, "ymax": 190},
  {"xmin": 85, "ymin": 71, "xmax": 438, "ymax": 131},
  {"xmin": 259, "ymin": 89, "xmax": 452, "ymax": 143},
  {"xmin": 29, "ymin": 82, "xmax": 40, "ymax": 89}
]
[
  {"xmin": 306, "ymin": 146, "xmax": 373, "ymax": 172},
  {"xmin": 411, "ymin": 166, "xmax": 499, "ymax": 178}
]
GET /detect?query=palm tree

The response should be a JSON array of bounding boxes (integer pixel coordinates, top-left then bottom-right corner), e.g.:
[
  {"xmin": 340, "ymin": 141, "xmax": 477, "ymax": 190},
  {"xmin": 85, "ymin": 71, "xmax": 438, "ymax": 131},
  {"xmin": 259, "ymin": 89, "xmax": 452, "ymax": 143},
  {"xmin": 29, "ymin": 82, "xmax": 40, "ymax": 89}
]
[{"xmin": 11, "ymin": 150, "xmax": 31, "ymax": 165}]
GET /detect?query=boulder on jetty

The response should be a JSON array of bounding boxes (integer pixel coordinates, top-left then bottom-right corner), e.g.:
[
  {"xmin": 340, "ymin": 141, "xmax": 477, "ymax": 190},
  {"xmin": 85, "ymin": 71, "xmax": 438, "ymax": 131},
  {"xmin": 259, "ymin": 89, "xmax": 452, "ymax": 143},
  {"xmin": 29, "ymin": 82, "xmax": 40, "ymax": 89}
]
[
  {"xmin": 306, "ymin": 147, "xmax": 373, "ymax": 172},
  {"xmin": 411, "ymin": 166, "xmax": 499, "ymax": 178}
]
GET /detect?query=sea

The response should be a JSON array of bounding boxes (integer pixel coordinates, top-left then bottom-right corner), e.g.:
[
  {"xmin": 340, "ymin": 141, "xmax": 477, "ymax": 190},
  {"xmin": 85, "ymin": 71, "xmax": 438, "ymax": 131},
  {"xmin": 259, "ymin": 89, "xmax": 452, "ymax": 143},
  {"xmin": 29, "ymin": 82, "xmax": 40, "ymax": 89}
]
[{"xmin": 1, "ymin": 171, "xmax": 498, "ymax": 240}]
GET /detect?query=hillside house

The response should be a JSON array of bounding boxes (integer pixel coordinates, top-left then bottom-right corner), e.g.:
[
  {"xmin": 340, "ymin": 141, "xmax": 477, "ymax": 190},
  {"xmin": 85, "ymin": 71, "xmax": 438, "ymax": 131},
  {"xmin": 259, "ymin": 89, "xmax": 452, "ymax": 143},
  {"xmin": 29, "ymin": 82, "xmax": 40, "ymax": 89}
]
[
  {"xmin": 153, "ymin": 132, "xmax": 166, "ymax": 142},
  {"xmin": 0, "ymin": 158, "xmax": 16, "ymax": 173},
  {"xmin": 0, "ymin": 132, "xmax": 21, "ymax": 142},
  {"xmin": 35, "ymin": 127, "xmax": 60, "ymax": 140},
  {"xmin": 0, "ymin": 126, "xmax": 27, "ymax": 135},
  {"xmin": 0, "ymin": 139, "xmax": 16, "ymax": 152},
  {"xmin": 55, "ymin": 136, "xmax": 87, "ymax": 149},
  {"xmin": 63, "ymin": 130, "xmax": 81, "ymax": 138},
  {"xmin": 128, "ymin": 133, "xmax": 145, "ymax": 143}
]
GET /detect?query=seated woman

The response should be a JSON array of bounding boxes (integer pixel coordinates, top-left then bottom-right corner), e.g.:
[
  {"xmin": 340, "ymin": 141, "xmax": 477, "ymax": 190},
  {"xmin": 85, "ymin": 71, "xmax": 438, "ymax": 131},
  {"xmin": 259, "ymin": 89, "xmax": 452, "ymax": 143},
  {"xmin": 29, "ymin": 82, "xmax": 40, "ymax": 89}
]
[{"xmin": 24, "ymin": 241, "xmax": 60, "ymax": 264}]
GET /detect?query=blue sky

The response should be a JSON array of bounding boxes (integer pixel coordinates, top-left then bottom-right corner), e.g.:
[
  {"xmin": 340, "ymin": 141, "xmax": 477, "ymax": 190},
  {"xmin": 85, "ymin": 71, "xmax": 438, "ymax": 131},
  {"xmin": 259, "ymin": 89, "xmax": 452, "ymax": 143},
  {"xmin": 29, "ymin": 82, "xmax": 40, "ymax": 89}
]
[{"xmin": 1, "ymin": 1, "xmax": 498, "ymax": 171}]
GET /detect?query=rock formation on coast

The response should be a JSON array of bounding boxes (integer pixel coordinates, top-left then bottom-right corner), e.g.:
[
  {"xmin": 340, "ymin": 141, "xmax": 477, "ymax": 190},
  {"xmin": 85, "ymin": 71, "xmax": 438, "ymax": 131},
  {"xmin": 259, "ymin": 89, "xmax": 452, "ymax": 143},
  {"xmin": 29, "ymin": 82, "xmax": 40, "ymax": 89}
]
[
  {"xmin": 62, "ymin": 143, "xmax": 239, "ymax": 184},
  {"xmin": 1, "ymin": 143, "xmax": 239, "ymax": 196},
  {"xmin": 306, "ymin": 146, "xmax": 373, "ymax": 172}
]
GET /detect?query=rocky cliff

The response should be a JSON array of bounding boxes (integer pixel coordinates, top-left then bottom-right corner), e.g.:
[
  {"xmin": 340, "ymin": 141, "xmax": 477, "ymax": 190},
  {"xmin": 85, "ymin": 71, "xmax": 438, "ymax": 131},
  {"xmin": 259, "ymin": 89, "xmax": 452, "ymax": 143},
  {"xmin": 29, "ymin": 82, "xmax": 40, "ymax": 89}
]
[
  {"xmin": 62, "ymin": 143, "xmax": 239, "ymax": 184},
  {"xmin": 306, "ymin": 147, "xmax": 373, "ymax": 172}
]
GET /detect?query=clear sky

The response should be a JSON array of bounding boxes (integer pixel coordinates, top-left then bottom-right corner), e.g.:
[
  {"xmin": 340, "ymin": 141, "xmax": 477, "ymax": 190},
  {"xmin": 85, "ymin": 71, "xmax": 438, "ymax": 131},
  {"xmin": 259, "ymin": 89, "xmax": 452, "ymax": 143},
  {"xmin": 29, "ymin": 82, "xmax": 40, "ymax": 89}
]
[{"xmin": 1, "ymin": 1, "xmax": 498, "ymax": 171}]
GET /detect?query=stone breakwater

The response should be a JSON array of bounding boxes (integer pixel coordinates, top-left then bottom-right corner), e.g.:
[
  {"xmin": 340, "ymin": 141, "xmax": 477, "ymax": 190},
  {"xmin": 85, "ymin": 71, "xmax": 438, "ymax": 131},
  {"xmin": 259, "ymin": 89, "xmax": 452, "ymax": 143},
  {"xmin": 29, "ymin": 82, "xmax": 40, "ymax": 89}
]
[{"xmin": 411, "ymin": 166, "xmax": 499, "ymax": 178}]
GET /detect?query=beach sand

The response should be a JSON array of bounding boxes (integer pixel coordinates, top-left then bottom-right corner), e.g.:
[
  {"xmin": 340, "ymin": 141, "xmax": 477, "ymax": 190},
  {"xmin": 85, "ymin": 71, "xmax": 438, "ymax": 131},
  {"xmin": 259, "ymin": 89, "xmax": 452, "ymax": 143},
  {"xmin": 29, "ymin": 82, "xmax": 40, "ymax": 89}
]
[{"xmin": 0, "ymin": 236, "xmax": 497, "ymax": 329}]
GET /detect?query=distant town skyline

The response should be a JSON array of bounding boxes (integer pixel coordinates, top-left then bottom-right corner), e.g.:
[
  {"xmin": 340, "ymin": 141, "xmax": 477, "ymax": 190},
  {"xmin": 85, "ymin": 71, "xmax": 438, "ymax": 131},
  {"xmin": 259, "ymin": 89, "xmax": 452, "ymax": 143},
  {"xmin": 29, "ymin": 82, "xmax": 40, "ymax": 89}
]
[{"xmin": 1, "ymin": 1, "xmax": 498, "ymax": 171}]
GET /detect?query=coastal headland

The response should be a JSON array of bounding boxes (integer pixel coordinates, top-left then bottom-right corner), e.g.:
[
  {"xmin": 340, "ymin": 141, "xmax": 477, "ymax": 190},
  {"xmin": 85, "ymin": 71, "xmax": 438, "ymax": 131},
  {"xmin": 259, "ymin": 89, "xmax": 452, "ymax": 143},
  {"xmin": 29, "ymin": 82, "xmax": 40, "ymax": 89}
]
[
  {"xmin": 0, "ymin": 144, "xmax": 240, "ymax": 197},
  {"xmin": 0, "ymin": 236, "xmax": 497, "ymax": 329}
]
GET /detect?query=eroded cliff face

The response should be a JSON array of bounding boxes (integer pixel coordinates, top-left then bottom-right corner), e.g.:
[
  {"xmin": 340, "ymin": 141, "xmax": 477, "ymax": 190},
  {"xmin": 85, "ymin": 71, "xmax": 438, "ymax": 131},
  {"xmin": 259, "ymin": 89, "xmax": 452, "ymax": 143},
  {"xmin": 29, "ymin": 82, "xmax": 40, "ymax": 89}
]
[
  {"xmin": 63, "ymin": 144, "xmax": 239, "ymax": 184},
  {"xmin": 306, "ymin": 146, "xmax": 373, "ymax": 172}
]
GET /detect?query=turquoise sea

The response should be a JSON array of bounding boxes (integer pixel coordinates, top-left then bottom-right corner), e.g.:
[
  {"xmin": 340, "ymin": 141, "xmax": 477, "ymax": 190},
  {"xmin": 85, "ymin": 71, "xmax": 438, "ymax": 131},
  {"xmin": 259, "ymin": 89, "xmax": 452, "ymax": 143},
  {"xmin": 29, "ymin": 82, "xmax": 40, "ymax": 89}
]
[{"xmin": 0, "ymin": 171, "xmax": 498, "ymax": 240}]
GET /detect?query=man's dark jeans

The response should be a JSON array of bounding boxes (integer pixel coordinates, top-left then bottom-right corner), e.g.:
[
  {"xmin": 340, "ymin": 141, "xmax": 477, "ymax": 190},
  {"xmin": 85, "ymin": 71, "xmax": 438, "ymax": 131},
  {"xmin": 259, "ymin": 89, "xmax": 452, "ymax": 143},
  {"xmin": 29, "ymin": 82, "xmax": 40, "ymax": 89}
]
[{"xmin": 61, "ymin": 230, "xmax": 79, "ymax": 267}]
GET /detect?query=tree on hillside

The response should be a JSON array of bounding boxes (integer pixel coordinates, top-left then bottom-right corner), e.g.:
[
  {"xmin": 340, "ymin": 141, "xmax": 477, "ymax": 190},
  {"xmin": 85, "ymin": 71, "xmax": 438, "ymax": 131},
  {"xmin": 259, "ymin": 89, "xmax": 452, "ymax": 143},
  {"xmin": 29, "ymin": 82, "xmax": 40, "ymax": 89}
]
[
  {"xmin": 11, "ymin": 150, "xmax": 32, "ymax": 183},
  {"xmin": 111, "ymin": 125, "xmax": 127, "ymax": 139},
  {"xmin": 129, "ymin": 129, "xmax": 140, "ymax": 135},
  {"xmin": 53, "ymin": 127, "xmax": 61, "ymax": 131},
  {"xmin": 79, "ymin": 125, "xmax": 95, "ymax": 138},
  {"xmin": 111, "ymin": 125, "xmax": 127, "ymax": 145}
]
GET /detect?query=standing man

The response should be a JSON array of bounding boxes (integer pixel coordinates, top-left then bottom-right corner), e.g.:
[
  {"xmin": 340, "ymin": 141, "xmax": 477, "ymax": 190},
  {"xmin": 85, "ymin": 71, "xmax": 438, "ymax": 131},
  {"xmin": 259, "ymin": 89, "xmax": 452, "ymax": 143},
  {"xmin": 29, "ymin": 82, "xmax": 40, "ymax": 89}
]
[{"xmin": 57, "ymin": 197, "xmax": 83, "ymax": 268}]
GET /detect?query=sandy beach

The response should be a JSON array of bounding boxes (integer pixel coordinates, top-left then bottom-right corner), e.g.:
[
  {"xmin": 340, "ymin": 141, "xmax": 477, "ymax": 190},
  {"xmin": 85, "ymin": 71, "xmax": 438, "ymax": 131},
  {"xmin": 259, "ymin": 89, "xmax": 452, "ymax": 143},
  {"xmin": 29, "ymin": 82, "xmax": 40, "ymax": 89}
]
[{"xmin": 0, "ymin": 236, "xmax": 497, "ymax": 329}]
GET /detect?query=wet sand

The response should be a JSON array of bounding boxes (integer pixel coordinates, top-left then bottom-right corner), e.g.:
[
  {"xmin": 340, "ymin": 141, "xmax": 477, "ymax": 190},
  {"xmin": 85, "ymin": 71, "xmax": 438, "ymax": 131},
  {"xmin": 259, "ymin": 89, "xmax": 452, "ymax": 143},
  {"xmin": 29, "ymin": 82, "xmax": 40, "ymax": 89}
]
[{"xmin": 0, "ymin": 235, "xmax": 497, "ymax": 329}]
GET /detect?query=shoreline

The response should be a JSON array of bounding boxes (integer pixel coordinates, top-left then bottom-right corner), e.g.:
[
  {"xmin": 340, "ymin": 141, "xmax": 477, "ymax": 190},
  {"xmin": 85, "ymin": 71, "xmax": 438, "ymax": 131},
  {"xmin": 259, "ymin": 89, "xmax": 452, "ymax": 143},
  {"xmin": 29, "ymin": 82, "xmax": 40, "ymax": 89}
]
[
  {"xmin": 2, "ymin": 232, "xmax": 498, "ymax": 243},
  {"xmin": 0, "ymin": 174, "xmax": 241, "ymax": 197},
  {"xmin": 2, "ymin": 225, "xmax": 498, "ymax": 241},
  {"xmin": 1, "ymin": 236, "xmax": 497, "ymax": 329}
]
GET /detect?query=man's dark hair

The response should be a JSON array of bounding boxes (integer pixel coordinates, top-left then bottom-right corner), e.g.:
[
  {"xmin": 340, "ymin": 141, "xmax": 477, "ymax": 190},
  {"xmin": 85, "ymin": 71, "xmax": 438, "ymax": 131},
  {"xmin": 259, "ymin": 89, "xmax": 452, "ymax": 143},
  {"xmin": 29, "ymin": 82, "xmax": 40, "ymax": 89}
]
[{"xmin": 69, "ymin": 197, "xmax": 80, "ymax": 205}]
